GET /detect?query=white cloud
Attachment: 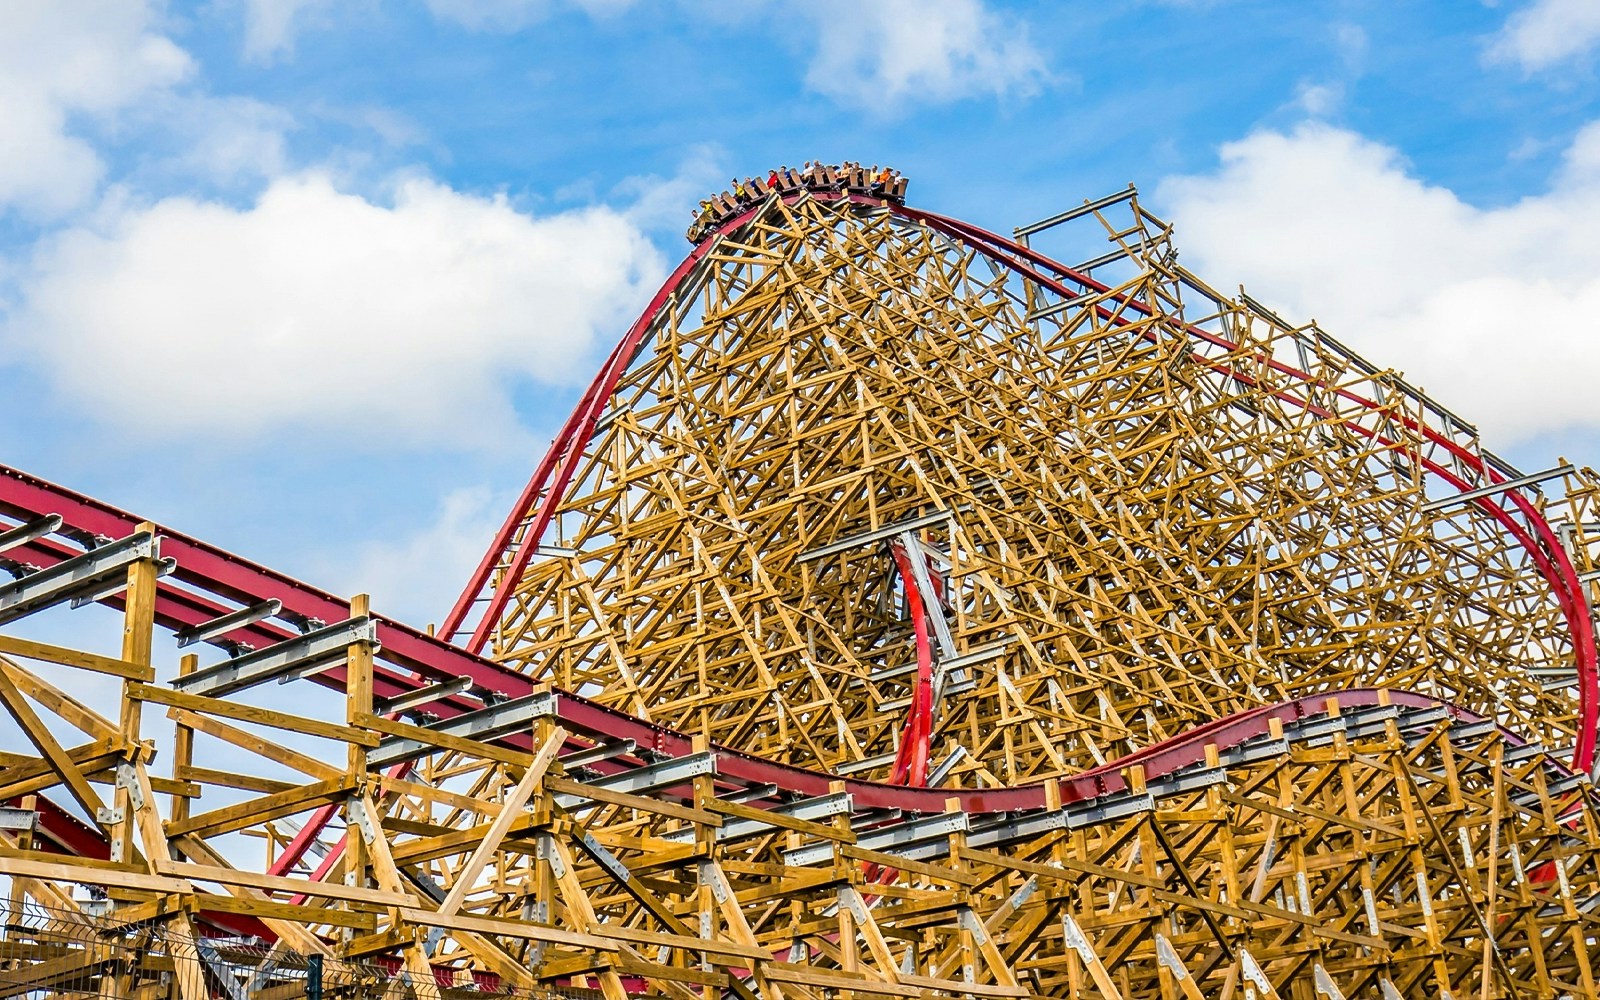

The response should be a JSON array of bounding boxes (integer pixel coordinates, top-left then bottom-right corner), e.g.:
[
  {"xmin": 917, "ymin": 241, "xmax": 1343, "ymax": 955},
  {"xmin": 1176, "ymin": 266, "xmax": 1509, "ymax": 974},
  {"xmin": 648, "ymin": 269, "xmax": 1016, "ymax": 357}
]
[
  {"xmin": 242, "ymin": 0, "xmax": 338, "ymax": 63},
  {"xmin": 1333, "ymin": 23, "xmax": 1367, "ymax": 70},
  {"xmin": 1487, "ymin": 0, "xmax": 1600, "ymax": 72},
  {"xmin": 426, "ymin": 0, "xmax": 635, "ymax": 32},
  {"xmin": 160, "ymin": 96, "xmax": 296, "ymax": 184},
  {"xmin": 1156, "ymin": 121, "xmax": 1600, "ymax": 446},
  {"xmin": 0, "ymin": 0, "xmax": 192, "ymax": 217},
  {"xmin": 328, "ymin": 486, "xmax": 506, "ymax": 626},
  {"xmin": 4, "ymin": 173, "xmax": 665, "ymax": 450},
  {"xmin": 423, "ymin": 0, "xmax": 1044, "ymax": 110},
  {"xmin": 1288, "ymin": 24, "xmax": 1364, "ymax": 121},
  {"xmin": 1293, "ymin": 81, "xmax": 1343, "ymax": 118},
  {"xmin": 798, "ymin": 0, "xmax": 1047, "ymax": 108},
  {"xmin": 610, "ymin": 145, "xmax": 725, "ymax": 231}
]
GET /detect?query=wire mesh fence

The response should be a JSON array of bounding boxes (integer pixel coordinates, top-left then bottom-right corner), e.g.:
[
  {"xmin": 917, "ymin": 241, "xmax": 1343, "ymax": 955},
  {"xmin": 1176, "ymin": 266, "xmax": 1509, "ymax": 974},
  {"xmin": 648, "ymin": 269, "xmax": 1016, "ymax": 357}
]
[{"xmin": 0, "ymin": 897, "xmax": 598, "ymax": 1000}]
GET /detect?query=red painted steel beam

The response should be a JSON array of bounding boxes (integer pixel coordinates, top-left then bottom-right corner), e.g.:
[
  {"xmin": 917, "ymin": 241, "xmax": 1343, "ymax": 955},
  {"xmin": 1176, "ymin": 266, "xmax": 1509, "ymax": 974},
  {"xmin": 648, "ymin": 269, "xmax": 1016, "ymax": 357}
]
[{"xmin": 0, "ymin": 464, "xmax": 1549, "ymax": 821}]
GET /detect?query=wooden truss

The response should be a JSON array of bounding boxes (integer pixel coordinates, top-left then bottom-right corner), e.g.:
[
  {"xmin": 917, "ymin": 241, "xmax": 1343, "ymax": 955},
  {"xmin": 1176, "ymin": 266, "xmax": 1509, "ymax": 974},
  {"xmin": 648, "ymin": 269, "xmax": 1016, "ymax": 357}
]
[
  {"xmin": 476, "ymin": 190, "xmax": 1600, "ymax": 785},
  {"xmin": 0, "ymin": 186, "xmax": 1594, "ymax": 1000}
]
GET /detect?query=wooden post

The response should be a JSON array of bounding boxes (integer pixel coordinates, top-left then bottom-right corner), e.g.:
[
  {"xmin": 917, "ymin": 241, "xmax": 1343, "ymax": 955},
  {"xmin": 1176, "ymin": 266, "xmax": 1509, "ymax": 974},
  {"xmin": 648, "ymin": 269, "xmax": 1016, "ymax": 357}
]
[{"xmin": 345, "ymin": 593, "xmax": 374, "ymax": 902}]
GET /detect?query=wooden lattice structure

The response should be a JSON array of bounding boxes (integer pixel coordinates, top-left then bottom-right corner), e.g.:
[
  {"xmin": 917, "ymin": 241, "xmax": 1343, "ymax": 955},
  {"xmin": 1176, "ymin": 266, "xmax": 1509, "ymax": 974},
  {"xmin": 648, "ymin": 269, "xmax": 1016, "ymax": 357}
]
[
  {"xmin": 0, "ymin": 183, "xmax": 1596, "ymax": 1000},
  {"xmin": 449, "ymin": 188, "xmax": 1600, "ymax": 784}
]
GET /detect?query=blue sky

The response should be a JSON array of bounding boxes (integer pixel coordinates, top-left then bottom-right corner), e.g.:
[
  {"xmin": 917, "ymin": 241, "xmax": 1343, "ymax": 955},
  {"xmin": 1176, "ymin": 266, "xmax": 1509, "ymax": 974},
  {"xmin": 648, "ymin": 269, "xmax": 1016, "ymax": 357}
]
[{"xmin": 4, "ymin": 0, "xmax": 1600, "ymax": 630}]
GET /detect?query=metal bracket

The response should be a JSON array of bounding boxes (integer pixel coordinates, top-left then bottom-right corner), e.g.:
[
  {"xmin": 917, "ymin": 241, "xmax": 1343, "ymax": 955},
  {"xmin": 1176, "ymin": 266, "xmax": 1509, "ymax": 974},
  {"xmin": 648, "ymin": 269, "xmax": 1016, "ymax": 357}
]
[
  {"xmin": 69, "ymin": 556, "xmax": 175, "ymax": 609},
  {"xmin": 175, "ymin": 598, "xmax": 282, "ymax": 648},
  {"xmin": 1065, "ymin": 791, "xmax": 1153, "ymax": 830},
  {"xmin": 196, "ymin": 940, "xmax": 249, "ymax": 1000},
  {"xmin": 1154, "ymin": 934, "xmax": 1187, "ymax": 978},
  {"xmin": 0, "ymin": 530, "xmax": 159, "ymax": 624},
  {"xmin": 1146, "ymin": 766, "xmax": 1226, "ymax": 800},
  {"xmin": 175, "ymin": 616, "xmax": 379, "ymax": 698},
  {"xmin": 554, "ymin": 752, "xmax": 717, "ymax": 809},
  {"xmin": 1006, "ymin": 876, "xmax": 1040, "ymax": 910},
  {"xmin": 1239, "ymin": 948, "xmax": 1274, "ymax": 995},
  {"xmin": 0, "ymin": 514, "xmax": 62, "ymax": 556},
  {"xmin": 537, "ymin": 834, "xmax": 567, "ymax": 878},
  {"xmin": 1059, "ymin": 912, "xmax": 1095, "ymax": 962},
  {"xmin": 1312, "ymin": 963, "xmax": 1347, "ymax": 1000},
  {"xmin": 561, "ymin": 739, "xmax": 638, "ymax": 769},
  {"xmin": 347, "ymin": 796, "xmax": 377, "ymax": 845},
  {"xmin": 370, "ymin": 691, "xmax": 557, "ymax": 768},
  {"xmin": 1219, "ymin": 736, "xmax": 1290, "ymax": 767},
  {"xmin": 576, "ymin": 832, "xmax": 634, "ymax": 885},
  {"xmin": 661, "ymin": 790, "xmax": 854, "ymax": 845},
  {"xmin": 376, "ymin": 675, "xmax": 474, "ymax": 715},
  {"xmin": 699, "ymin": 861, "xmax": 731, "ymax": 903},
  {"xmin": 784, "ymin": 811, "xmax": 967, "ymax": 867},
  {"xmin": 115, "ymin": 762, "xmax": 146, "ymax": 810},
  {"xmin": 797, "ymin": 509, "xmax": 960, "ymax": 563},
  {"xmin": 1421, "ymin": 464, "xmax": 1574, "ymax": 513},
  {"xmin": 0, "ymin": 807, "xmax": 37, "ymax": 832}
]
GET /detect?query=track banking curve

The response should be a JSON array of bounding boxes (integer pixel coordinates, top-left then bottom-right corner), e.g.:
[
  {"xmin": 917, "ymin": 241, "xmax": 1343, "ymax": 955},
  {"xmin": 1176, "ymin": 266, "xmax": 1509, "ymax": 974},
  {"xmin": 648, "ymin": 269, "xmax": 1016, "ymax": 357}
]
[
  {"xmin": 0, "ymin": 458, "xmax": 1548, "ymax": 962},
  {"xmin": 0, "ymin": 464, "xmax": 1531, "ymax": 833}
]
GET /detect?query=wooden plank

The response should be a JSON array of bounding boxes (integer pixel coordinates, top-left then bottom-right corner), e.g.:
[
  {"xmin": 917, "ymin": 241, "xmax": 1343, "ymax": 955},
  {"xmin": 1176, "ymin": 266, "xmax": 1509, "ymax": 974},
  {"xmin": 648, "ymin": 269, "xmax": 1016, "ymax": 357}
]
[
  {"xmin": 437, "ymin": 726, "xmax": 566, "ymax": 917},
  {"xmin": 353, "ymin": 711, "xmax": 536, "ymax": 767},
  {"xmin": 705, "ymin": 795, "xmax": 856, "ymax": 844},
  {"xmin": 0, "ymin": 943, "xmax": 115, "ymax": 1000},
  {"xmin": 165, "ymin": 707, "xmax": 343, "ymax": 781},
  {"xmin": 547, "ymin": 775, "xmax": 722, "ymax": 827},
  {"xmin": 397, "ymin": 906, "xmax": 623, "ymax": 952},
  {"xmin": 153, "ymin": 860, "xmax": 419, "ymax": 907},
  {"xmin": 0, "ymin": 843, "xmax": 145, "ymax": 874},
  {"xmin": 0, "ymin": 664, "xmax": 107, "ymax": 822},
  {"xmin": 597, "ymin": 923, "xmax": 771, "ymax": 962},
  {"xmin": 165, "ymin": 776, "xmax": 357, "ymax": 838},
  {"xmin": 194, "ymin": 891, "xmax": 377, "ymax": 931},
  {"xmin": 0, "ymin": 633, "xmax": 153, "ymax": 681},
  {"xmin": 130, "ymin": 683, "xmax": 379, "ymax": 747},
  {"xmin": 839, "ymin": 843, "xmax": 980, "ymax": 886},
  {"xmin": 764, "ymin": 962, "xmax": 1026, "ymax": 998},
  {"xmin": 0, "ymin": 855, "xmax": 191, "ymax": 894},
  {"xmin": 0, "ymin": 658, "xmax": 118, "ymax": 740},
  {"xmin": 176, "ymin": 764, "xmax": 295, "ymax": 796}
]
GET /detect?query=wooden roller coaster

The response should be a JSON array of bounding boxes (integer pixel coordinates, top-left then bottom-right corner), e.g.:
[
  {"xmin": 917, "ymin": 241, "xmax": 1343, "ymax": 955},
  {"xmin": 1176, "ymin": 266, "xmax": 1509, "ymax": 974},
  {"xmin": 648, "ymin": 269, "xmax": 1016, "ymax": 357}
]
[{"xmin": 0, "ymin": 180, "xmax": 1597, "ymax": 1000}]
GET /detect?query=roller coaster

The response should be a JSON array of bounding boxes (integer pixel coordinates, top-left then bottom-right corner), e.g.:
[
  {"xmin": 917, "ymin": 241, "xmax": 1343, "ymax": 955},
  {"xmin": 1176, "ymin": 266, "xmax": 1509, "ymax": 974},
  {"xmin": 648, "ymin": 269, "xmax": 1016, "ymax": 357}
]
[{"xmin": 0, "ymin": 178, "xmax": 1597, "ymax": 1000}]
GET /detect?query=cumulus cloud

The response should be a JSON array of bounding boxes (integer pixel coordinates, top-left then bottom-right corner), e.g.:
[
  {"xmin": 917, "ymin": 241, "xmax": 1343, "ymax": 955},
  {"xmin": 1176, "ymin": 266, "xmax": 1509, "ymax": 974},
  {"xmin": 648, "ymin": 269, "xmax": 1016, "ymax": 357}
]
[
  {"xmin": 423, "ymin": 0, "xmax": 1045, "ymax": 110},
  {"xmin": 241, "ymin": 0, "xmax": 341, "ymax": 63},
  {"xmin": 1293, "ymin": 81, "xmax": 1344, "ymax": 118},
  {"xmin": 327, "ymin": 485, "xmax": 507, "ymax": 625},
  {"xmin": 1487, "ymin": 0, "xmax": 1600, "ymax": 72},
  {"xmin": 798, "ymin": 0, "xmax": 1047, "ymax": 108},
  {"xmin": 1156, "ymin": 121, "xmax": 1600, "ymax": 446},
  {"xmin": 4, "ymin": 174, "xmax": 665, "ymax": 450},
  {"xmin": 0, "ymin": 0, "xmax": 192, "ymax": 217},
  {"xmin": 157, "ymin": 96, "xmax": 297, "ymax": 184},
  {"xmin": 426, "ymin": 0, "xmax": 636, "ymax": 32},
  {"xmin": 611, "ymin": 145, "xmax": 725, "ymax": 231}
]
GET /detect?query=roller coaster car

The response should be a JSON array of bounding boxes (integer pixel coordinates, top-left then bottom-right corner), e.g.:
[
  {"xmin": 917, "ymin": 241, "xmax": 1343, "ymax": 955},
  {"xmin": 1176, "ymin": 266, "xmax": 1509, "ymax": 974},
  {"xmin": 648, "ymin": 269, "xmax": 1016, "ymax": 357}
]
[{"xmin": 688, "ymin": 165, "xmax": 908, "ymax": 244}]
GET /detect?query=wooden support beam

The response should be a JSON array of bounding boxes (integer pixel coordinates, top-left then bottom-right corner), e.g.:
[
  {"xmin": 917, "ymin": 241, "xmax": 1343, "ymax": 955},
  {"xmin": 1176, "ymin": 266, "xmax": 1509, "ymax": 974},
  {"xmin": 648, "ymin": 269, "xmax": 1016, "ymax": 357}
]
[
  {"xmin": 437, "ymin": 726, "xmax": 566, "ymax": 917},
  {"xmin": 129, "ymin": 683, "xmax": 379, "ymax": 747}
]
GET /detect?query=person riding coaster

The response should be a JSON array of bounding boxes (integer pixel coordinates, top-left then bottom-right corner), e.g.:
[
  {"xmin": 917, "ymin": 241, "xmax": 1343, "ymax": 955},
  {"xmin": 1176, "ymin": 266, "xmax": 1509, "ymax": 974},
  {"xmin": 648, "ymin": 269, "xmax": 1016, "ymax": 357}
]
[{"xmin": 688, "ymin": 163, "xmax": 909, "ymax": 243}]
